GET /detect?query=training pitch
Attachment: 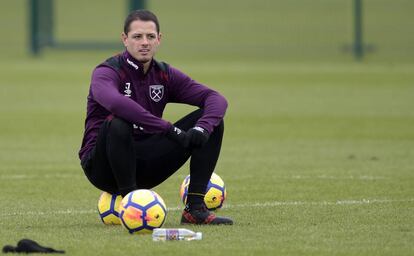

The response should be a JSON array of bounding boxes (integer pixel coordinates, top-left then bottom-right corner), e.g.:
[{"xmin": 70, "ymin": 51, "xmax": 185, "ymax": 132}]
[{"xmin": 1, "ymin": 1, "xmax": 413, "ymax": 255}]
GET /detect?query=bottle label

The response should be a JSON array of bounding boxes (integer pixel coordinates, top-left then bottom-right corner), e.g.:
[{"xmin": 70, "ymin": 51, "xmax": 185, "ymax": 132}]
[{"xmin": 166, "ymin": 229, "xmax": 179, "ymax": 240}]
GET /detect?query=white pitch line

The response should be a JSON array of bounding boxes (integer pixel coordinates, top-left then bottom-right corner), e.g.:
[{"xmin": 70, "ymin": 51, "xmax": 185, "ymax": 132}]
[
  {"xmin": 1, "ymin": 198, "xmax": 413, "ymax": 217},
  {"xmin": 224, "ymin": 198, "xmax": 414, "ymax": 208},
  {"xmin": 289, "ymin": 175, "xmax": 387, "ymax": 180},
  {"xmin": 0, "ymin": 174, "xmax": 387, "ymax": 181},
  {"xmin": 0, "ymin": 174, "xmax": 80, "ymax": 180}
]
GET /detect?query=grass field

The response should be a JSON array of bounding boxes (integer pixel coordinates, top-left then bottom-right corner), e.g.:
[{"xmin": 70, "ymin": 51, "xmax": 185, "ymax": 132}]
[{"xmin": 1, "ymin": 0, "xmax": 414, "ymax": 255}]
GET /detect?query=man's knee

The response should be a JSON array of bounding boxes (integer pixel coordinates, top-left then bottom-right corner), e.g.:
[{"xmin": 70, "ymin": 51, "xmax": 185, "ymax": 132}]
[
  {"xmin": 213, "ymin": 120, "xmax": 224, "ymax": 136},
  {"xmin": 108, "ymin": 117, "xmax": 133, "ymax": 141}
]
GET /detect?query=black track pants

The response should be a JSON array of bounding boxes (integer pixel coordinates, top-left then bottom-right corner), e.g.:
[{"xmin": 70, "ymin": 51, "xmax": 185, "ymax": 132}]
[{"xmin": 81, "ymin": 109, "xmax": 224, "ymax": 197}]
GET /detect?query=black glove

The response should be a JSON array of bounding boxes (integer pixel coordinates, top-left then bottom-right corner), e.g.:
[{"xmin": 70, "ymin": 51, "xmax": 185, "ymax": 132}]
[
  {"xmin": 3, "ymin": 239, "xmax": 65, "ymax": 253},
  {"xmin": 187, "ymin": 126, "xmax": 210, "ymax": 148},
  {"xmin": 166, "ymin": 126, "xmax": 189, "ymax": 148}
]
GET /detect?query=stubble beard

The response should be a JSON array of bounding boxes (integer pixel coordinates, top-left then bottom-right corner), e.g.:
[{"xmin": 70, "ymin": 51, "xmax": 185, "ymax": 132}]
[{"xmin": 137, "ymin": 52, "xmax": 153, "ymax": 64}]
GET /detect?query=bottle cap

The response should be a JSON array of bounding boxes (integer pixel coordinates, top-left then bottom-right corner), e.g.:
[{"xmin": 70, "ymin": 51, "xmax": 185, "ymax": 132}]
[{"xmin": 195, "ymin": 232, "xmax": 202, "ymax": 240}]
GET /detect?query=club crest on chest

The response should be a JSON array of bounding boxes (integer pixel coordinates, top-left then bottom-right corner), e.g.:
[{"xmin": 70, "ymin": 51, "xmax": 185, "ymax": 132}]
[{"xmin": 149, "ymin": 85, "xmax": 164, "ymax": 102}]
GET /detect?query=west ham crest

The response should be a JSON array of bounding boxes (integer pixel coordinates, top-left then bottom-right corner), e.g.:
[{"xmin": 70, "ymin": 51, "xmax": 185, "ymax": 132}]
[{"xmin": 149, "ymin": 85, "xmax": 164, "ymax": 102}]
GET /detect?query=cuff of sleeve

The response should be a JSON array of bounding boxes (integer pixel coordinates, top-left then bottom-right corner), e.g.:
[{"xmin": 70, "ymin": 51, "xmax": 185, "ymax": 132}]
[
  {"xmin": 164, "ymin": 122, "xmax": 174, "ymax": 134},
  {"xmin": 194, "ymin": 122, "xmax": 212, "ymax": 134}
]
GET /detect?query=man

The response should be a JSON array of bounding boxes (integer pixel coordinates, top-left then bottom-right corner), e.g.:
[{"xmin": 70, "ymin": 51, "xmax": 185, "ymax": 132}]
[{"xmin": 79, "ymin": 10, "xmax": 233, "ymax": 225}]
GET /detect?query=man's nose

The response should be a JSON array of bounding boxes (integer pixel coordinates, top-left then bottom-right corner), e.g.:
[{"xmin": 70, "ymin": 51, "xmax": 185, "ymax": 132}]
[{"xmin": 141, "ymin": 37, "xmax": 149, "ymax": 45}]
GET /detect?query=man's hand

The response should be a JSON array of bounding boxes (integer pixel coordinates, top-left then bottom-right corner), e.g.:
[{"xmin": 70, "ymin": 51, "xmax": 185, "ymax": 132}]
[
  {"xmin": 166, "ymin": 126, "xmax": 189, "ymax": 148},
  {"xmin": 187, "ymin": 126, "xmax": 210, "ymax": 148}
]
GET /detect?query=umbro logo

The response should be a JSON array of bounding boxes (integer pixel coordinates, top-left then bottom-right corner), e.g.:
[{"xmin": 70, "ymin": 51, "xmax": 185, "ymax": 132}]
[{"xmin": 124, "ymin": 83, "xmax": 132, "ymax": 97}]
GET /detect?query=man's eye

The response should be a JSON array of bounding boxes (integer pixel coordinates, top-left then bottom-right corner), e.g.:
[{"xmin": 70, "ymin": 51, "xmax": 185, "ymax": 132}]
[
  {"xmin": 133, "ymin": 35, "xmax": 141, "ymax": 39},
  {"xmin": 148, "ymin": 35, "xmax": 156, "ymax": 39}
]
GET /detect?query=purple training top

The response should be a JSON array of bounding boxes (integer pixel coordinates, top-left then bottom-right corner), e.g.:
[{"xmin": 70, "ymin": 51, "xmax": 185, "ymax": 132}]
[{"xmin": 79, "ymin": 50, "xmax": 228, "ymax": 161}]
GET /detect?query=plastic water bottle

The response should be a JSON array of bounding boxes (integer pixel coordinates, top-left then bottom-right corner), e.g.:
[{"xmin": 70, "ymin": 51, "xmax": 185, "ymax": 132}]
[{"xmin": 152, "ymin": 228, "xmax": 202, "ymax": 241}]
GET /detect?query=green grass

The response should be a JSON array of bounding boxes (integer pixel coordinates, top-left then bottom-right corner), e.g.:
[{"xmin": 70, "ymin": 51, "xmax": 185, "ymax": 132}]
[
  {"xmin": 1, "ymin": 0, "xmax": 414, "ymax": 255},
  {"xmin": 0, "ymin": 58, "xmax": 413, "ymax": 255}
]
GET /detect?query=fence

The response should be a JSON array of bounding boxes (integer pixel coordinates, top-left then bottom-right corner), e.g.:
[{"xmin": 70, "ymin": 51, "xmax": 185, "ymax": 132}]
[{"xmin": 26, "ymin": 0, "xmax": 414, "ymax": 62}]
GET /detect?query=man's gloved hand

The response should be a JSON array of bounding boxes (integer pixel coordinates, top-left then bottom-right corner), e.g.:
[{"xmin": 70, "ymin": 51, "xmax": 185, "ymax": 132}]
[
  {"xmin": 166, "ymin": 126, "xmax": 189, "ymax": 148},
  {"xmin": 187, "ymin": 126, "xmax": 210, "ymax": 148}
]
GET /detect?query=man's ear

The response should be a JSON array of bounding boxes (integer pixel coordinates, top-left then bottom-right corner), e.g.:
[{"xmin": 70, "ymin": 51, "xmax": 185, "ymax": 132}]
[
  {"xmin": 158, "ymin": 32, "xmax": 162, "ymax": 43},
  {"xmin": 121, "ymin": 32, "xmax": 128, "ymax": 47}
]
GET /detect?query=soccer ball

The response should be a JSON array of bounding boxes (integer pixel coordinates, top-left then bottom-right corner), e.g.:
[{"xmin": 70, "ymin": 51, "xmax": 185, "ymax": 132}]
[
  {"xmin": 180, "ymin": 172, "xmax": 226, "ymax": 210},
  {"xmin": 119, "ymin": 189, "xmax": 167, "ymax": 234},
  {"xmin": 97, "ymin": 192, "xmax": 122, "ymax": 225}
]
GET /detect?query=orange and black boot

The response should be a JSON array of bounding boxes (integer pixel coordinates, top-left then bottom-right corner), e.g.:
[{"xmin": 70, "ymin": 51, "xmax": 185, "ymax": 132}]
[{"xmin": 181, "ymin": 204, "xmax": 233, "ymax": 225}]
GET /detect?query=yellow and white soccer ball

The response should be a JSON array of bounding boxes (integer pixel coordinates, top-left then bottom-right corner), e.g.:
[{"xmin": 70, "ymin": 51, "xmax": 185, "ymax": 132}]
[
  {"xmin": 180, "ymin": 172, "xmax": 227, "ymax": 210},
  {"xmin": 97, "ymin": 192, "xmax": 122, "ymax": 225},
  {"xmin": 119, "ymin": 189, "xmax": 167, "ymax": 234}
]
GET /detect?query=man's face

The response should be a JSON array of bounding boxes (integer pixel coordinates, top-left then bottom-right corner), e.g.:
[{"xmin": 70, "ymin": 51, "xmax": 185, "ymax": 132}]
[{"xmin": 122, "ymin": 20, "xmax": 161, "ymax": 63}]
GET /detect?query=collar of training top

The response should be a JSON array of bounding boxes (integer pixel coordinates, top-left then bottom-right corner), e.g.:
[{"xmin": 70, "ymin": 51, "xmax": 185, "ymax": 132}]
[{"xmin": 122, "ymin": 50, "xmax": 154, "ymax": 74}]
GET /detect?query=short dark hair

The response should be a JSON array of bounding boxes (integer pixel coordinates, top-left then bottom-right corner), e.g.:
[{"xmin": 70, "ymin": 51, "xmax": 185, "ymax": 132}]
[{"xmin": 124, "ymin": 10, "xmax": 160, "ymax": 35}]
